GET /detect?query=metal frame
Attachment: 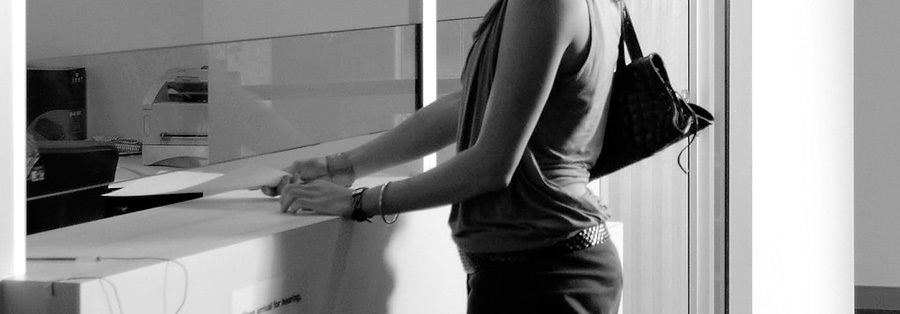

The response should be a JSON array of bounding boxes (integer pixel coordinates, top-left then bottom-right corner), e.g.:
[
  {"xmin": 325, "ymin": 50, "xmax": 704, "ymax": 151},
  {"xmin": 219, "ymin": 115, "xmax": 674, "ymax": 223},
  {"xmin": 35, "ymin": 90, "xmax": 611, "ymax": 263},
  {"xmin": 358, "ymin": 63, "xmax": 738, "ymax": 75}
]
[{"xmin": 689, "ymin": 0, "xmax": 729, "ymax": 313}]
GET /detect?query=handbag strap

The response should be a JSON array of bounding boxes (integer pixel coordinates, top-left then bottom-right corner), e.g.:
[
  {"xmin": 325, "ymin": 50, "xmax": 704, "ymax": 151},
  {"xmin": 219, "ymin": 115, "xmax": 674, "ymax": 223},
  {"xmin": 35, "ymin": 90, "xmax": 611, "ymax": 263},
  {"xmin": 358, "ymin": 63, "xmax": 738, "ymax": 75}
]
[{"xmin": 616, "ymin": 1, "xmax": 643, "ymax": 67}]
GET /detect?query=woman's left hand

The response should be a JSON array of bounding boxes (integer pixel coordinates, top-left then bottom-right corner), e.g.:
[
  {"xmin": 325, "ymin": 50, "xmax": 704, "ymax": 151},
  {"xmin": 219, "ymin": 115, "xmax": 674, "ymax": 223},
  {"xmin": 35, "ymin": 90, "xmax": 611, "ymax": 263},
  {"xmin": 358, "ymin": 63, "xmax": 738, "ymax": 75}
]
[{"xmin": 279, "ymin": 180, "xmax": 353, "ymax": 217}]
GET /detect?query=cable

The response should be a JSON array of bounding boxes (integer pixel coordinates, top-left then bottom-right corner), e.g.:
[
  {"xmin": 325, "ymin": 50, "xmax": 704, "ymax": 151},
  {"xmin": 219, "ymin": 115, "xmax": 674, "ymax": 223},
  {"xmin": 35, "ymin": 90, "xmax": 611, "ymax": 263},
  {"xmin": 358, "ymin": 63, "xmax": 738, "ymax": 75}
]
[
  {"xmin": 97, "ymin": 257, "xmax": 189, "ymax": 314},
  {"xmin": 676, "ymin": 92, "xmax": 700, "ymax": 175},
  {"xmin": 677, "ymin": 123, "xmax": 699, "ymax": 175},
  {"xmin": 32, "ymin": 256, "xmax": 189, "ymax": 314}
]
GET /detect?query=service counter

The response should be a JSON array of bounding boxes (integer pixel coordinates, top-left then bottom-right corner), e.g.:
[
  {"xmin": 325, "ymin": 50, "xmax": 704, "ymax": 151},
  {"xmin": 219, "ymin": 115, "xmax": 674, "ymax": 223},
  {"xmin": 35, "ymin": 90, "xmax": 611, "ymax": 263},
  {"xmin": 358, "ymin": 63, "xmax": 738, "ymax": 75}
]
[
  {"xmin": 2, "ymin": 136, "xmax": 622, "ymax": 314},
  {"xmin": 5, "ymin": 189, "xmax": 368, "ymax": 314}
]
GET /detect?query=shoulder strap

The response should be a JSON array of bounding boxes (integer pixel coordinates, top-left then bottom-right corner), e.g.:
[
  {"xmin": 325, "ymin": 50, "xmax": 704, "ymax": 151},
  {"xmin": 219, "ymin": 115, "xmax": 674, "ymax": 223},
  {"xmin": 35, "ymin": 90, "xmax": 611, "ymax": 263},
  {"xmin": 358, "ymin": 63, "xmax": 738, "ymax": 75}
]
[{"xmin": 617, "ymin": 2, "xmax": 644, "ymax": 67}]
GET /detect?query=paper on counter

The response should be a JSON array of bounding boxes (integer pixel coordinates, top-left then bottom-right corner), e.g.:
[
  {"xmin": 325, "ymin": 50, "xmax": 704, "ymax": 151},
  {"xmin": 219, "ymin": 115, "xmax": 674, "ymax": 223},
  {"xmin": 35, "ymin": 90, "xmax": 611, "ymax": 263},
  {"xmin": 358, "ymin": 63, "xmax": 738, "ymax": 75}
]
[
  {"xmin": 188, "ymin": 165, "xmax": 289, "ymax": 196},
  {"xmin": 104, "ymin": 164, "xmax": 289, "ymax": 197}
]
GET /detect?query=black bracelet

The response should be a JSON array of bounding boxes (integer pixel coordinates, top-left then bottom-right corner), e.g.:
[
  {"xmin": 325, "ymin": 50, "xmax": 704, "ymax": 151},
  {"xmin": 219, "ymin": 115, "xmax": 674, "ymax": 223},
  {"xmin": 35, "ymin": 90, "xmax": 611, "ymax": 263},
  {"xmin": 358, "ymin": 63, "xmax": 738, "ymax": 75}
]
[{"xmin": 350, "ymin": 187, "xmax": 371, "ymax": 222}]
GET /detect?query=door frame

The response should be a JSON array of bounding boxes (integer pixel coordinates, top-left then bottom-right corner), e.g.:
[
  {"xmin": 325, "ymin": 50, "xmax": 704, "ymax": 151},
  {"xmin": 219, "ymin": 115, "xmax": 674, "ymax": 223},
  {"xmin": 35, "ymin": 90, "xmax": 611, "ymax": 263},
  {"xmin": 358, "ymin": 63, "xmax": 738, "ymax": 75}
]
[{"xmin": 689, "ymin": 0, "xmax": 730, "ymax": 313}]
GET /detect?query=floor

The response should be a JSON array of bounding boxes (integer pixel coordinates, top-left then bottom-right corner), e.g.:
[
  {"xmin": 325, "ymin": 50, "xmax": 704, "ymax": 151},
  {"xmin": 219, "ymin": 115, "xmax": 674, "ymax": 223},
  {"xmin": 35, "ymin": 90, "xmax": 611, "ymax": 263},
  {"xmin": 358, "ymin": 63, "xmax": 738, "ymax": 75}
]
[{"xmin": 857, "ymin": 310, "xmax": 900, "ymax": 314}]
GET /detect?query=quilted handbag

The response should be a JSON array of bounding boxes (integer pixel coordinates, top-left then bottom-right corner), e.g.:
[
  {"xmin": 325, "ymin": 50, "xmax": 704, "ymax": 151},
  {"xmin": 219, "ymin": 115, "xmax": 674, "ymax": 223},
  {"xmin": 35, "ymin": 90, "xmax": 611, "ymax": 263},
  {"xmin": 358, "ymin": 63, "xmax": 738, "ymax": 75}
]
[{"xmin": 589, "ymin": 4, "xmax": 714, "ymax": 179}]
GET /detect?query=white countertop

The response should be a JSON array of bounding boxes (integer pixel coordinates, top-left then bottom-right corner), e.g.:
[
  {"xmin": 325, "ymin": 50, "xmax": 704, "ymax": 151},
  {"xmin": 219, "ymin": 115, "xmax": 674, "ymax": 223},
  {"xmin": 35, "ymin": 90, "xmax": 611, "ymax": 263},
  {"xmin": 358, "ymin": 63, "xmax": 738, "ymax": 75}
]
[
  {"xmin": 21, "ymin": 190, "xmax": 333, "ymax": 282},
  {"xmin": 14, "ymin": 133, "xmax": 398, "ymax": 283}
]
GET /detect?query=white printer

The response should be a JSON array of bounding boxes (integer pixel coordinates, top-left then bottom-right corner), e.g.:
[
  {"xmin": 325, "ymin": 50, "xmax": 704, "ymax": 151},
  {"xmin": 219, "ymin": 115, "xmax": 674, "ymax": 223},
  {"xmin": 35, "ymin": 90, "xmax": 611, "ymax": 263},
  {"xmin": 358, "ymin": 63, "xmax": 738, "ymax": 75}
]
[{"xmin": 141, "ymin": 67, "xmax": 209, "ymax": 167}]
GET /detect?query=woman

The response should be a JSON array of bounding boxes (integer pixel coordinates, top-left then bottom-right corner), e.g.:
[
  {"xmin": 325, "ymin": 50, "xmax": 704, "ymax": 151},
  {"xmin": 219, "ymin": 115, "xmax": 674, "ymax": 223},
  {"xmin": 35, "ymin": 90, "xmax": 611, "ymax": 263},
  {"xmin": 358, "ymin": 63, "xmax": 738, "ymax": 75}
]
[{"xmin": 264, "ymin": 0, "xmax": 624, "ymax": 312}]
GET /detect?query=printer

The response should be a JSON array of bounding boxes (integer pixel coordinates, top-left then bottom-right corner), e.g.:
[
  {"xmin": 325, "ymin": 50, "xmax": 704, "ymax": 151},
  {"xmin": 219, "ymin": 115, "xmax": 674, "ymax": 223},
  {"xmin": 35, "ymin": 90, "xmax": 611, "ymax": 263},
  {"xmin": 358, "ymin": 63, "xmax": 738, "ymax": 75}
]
[{"xmin": 141, "ymin": 67, "xmax": 209, "ymax": 167}]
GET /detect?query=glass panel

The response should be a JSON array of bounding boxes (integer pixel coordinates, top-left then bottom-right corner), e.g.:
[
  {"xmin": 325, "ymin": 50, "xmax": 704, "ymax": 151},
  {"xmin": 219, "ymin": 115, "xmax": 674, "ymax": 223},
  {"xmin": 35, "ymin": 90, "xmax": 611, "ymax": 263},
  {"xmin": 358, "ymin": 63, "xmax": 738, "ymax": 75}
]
[
  {"xmin": 25, "ymin": 25, "xmax": 418, "ymax": 233},
  {"xmin": 206, "ymin": 26, "xmax": 417, "ymax": 164},
  {"xmin": 436, "ymin": 18, "xmax": 481, "ymax": 96},
  {"xmin": 434, "ymin": 18, "xmax": 481, "ymax": 164}
]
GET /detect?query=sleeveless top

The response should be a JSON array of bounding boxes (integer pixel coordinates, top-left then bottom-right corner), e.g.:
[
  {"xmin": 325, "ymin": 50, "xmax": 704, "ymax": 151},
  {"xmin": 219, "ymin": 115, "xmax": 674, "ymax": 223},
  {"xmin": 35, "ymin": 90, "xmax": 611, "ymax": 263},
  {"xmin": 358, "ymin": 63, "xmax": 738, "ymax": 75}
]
[{"xmin": 449, "ymin": 0, "xmax": 622, "ymax": 253}]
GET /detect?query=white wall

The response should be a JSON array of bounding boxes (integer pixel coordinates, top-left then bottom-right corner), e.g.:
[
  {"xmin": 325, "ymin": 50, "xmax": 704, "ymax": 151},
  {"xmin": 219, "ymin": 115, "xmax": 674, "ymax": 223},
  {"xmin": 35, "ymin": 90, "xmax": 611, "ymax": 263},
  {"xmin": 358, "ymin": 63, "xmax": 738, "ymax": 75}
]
[
  {"xmin": 855, "ymin": 0, "xmax": 900, "ymax": 288},
  {"xmin": 736, "ymin": 0, "xmax": 855, "ymax": 313},
  {"xmin": 1, "ymin": 0, "xmax": 26, "ymax": 281}
]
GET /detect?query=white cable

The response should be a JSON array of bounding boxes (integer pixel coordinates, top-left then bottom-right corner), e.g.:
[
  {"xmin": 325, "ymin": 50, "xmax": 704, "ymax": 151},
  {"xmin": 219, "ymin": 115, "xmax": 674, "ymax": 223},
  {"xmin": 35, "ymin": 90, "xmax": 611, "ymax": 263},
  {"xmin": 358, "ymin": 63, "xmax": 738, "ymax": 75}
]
[
  {"xmin": 97, "ymin": 257, "xmax": 189, "ymax": 314},
  {"xmin": 36, "ymin": 256, "xmax": 189, "ymax": 314}
]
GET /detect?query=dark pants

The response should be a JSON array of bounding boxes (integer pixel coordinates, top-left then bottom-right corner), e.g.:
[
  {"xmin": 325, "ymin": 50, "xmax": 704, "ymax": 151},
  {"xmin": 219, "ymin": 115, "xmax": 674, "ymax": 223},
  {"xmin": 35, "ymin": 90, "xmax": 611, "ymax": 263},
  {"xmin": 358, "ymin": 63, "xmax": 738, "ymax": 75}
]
[{"xmin": 466, "ymin": 241, "xmax": 623, "ymax": 314}]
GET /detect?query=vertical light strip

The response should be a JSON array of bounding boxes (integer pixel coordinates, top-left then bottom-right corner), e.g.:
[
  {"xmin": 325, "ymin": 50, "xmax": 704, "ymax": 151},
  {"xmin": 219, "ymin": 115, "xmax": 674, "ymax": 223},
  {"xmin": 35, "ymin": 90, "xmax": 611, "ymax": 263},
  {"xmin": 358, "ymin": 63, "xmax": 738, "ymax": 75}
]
[
  {"xmin": 0, "ymin": 0, "xmax": 12, "ymax": 279},
  {"xmin": 13, "ymin": 0, "xmax": 26, "ymax": 275},
  {"xmin": 3, "ymin": 0, "xmax": 27, "ymax": 277},
  {"xmin": 421, "ymin": 0, "xmax": 437, "ymax": 171}
]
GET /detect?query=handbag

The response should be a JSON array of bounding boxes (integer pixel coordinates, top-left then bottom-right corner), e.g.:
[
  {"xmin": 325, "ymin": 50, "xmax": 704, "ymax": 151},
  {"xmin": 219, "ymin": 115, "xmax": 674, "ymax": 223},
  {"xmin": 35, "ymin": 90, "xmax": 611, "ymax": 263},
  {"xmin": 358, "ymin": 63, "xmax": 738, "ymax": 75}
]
[{"xmin": 589, "ymin": 3, "xmax": 714, "ymax": 179}]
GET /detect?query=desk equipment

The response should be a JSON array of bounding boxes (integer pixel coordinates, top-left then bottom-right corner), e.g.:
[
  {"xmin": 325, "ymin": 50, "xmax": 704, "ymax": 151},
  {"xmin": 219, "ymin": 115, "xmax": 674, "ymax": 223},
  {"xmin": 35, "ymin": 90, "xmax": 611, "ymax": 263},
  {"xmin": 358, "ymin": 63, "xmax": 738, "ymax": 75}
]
[
  {"xmin": 27, "ymin": 67, "xmax": 87, "ymax": 141},
  {"xmin": 141, "ymin": 67, "xmax": 210, "ymax": 167},
  {"xmin": 26, "ymin": 140, "xmax": 119, "ymax": 234}
]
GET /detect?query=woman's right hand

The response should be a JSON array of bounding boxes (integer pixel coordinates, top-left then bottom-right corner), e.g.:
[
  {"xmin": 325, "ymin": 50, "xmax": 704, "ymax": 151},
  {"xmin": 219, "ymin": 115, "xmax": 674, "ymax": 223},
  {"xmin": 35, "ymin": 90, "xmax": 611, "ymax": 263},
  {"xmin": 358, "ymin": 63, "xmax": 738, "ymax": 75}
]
[{"xmin": 261, "ymin": 157, "xmax": 330, "ymax": 197}]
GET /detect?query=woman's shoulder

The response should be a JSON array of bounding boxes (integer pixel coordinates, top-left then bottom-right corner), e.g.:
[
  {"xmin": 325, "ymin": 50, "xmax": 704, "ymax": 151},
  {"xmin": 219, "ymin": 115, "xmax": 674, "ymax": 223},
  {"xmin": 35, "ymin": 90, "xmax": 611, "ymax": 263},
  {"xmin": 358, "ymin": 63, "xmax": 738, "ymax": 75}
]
[
  {"xmin": 506, "ymin": 0, "xmax": 590, "ymax": 22},
  {"xmin": 504, "ymin": 0, "xmax": 591, "ymax": 41}
]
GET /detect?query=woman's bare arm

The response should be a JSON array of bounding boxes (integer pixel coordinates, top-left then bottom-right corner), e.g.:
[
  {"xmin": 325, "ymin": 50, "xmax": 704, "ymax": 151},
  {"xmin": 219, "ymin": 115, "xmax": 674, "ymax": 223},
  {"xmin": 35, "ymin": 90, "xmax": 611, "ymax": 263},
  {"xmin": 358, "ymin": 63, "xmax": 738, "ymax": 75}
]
[
  {"xmin": 277, "ymin": 0, "xmax": 590, "ymax": 216},
  {"xmin": 347, "ymin": 90, "xmax": 461, "ymax": 178},
  {"xmin": 358, "ymin": 0, "xmax": 587, "ymax": 215}
]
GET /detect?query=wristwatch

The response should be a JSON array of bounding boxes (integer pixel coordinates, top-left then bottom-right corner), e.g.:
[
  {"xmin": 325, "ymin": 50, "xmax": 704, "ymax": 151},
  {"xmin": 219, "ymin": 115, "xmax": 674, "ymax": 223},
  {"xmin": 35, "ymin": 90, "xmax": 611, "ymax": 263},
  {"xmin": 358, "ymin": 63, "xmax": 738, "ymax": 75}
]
[{"xmin": 350, "ymin": 187, "xmax": 371, "ymax": 222}]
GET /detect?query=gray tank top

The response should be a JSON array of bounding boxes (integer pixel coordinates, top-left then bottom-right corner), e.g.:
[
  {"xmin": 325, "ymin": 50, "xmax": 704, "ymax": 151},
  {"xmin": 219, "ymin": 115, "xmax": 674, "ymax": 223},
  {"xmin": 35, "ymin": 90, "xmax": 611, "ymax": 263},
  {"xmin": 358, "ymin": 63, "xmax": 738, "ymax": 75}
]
[{"xmin": 450, "ymin": 0, "xmax": 621, "ymax": 253}]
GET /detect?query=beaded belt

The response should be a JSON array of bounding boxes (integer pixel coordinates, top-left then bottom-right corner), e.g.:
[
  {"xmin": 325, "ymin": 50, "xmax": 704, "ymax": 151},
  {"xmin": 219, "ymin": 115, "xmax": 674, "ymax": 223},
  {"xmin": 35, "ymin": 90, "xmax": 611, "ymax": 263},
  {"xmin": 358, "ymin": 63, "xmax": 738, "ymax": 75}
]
[{"xmin": 459, "ymin": 223, "xmax": 611, "ymax": 273}]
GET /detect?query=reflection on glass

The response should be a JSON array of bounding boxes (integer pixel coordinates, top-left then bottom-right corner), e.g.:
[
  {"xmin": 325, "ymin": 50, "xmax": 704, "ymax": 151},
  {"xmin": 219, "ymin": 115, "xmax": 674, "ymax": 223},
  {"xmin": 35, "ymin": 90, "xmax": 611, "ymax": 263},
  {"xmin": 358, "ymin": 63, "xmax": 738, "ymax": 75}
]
[
  {"xmin": 208, "ymin": 26, "xmax": 417, "ymax": 164},
  {"xmin": 433, "ymin": 18, "xmax": 482, "ymax": 164},
  {"xmin": 25, "ymin": 25, "xmax": 418, "ymax": 233},
  {"xmin": 436, "ymin": 18, "xmax": 481, "ymax": 96}
]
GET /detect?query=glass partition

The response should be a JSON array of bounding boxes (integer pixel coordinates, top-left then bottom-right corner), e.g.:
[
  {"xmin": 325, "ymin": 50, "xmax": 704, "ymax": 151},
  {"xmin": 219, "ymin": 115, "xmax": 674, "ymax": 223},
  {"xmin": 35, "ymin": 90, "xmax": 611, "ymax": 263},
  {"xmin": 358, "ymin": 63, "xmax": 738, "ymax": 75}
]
[
  {"xmin": 436, "ymin": 18, "xmax": 479, "ymax": 97},
  {"xmin": 25, "ymin": 24, "xmax": 418, "ymax": 233},
  {"xmin": 432, "ymin": 17, "xmax": 481, "ymax": 165}
]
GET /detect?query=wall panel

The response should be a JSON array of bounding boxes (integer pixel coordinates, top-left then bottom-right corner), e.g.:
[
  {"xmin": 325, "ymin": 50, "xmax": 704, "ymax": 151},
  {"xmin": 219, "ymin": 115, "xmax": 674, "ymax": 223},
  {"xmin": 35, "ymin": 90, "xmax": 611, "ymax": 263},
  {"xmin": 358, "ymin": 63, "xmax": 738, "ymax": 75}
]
[
  {"xmin": 606, "ymin": 0, "xmax": 692, "ymax": 313},
  {"xmin": 855, "ymin": 0, "xmax": 900, "ymax": 289}
]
